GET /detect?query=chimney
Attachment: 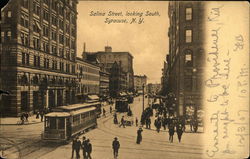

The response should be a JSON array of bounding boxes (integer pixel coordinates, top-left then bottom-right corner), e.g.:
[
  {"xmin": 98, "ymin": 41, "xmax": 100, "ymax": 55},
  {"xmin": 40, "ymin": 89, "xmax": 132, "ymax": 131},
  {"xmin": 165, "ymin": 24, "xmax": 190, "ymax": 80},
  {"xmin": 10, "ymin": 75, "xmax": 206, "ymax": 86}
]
[
  {"xmin": 105, "ymin": 46, "xmax": 112, "ymax": 52},
  {"xmin": 82, "ymin": 42, "xmax": 86, "ymax": 60}
]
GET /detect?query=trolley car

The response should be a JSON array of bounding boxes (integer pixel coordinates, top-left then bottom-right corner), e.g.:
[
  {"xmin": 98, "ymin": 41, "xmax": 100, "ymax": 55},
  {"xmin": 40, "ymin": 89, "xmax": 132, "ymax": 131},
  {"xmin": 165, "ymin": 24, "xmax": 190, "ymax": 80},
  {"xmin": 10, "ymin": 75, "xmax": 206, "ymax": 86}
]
[
  {"xmin": 115, "ymin": 98, "xmax": 129, "ymax": 112},
  {"xmin": 42, "ymin": 102, "xmax": 100, "ymax": 142}
]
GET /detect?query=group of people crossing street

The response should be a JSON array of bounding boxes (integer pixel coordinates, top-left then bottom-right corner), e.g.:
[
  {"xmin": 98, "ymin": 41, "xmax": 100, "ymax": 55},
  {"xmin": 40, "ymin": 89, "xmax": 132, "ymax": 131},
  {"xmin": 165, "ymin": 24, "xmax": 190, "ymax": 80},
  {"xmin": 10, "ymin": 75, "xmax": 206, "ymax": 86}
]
[
  {"xmin": 71, "ymin": 136, "xmax": 120, "ymax": 159},
  {"xmin": 71, "ymin": 136, "xmax": 92, "ymax": 159}
]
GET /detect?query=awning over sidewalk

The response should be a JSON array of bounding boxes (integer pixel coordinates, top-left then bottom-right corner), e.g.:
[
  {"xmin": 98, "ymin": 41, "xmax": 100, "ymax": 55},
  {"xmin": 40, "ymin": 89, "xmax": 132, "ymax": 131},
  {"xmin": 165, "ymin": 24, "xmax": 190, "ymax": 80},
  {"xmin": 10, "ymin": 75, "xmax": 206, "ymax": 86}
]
[
  {"xmin": 119, "ymin": 92, "xmax": 127, "ymax": 97},
  {"xmin": 88, "ymin": 95, "xmax": 99, "ymax": 101}
]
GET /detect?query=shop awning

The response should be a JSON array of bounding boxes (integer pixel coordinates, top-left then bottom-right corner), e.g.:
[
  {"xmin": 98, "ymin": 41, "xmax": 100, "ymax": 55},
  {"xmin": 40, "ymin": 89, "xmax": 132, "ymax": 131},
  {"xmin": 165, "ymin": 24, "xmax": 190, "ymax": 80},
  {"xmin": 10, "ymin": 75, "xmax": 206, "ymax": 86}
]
[
  {"xmin": 88, "ymin": 95, "xmax": 99, "ymax": 101},
  {"xmin": 119, "ymin": 92, "xmax": 127, "ymax": 96}
]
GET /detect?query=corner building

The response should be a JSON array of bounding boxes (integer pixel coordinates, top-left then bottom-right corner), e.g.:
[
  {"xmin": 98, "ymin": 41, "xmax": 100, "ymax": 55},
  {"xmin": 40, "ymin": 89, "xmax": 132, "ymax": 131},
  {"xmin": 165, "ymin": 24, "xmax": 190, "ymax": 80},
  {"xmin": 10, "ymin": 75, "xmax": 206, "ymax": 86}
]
[
  {"xmin": 166, "ymin": 1, "xmax": 205, "ymax": 117},
  {"xmin": 0, "ymin": 0, "xmax": 78, "ymax": 116}
]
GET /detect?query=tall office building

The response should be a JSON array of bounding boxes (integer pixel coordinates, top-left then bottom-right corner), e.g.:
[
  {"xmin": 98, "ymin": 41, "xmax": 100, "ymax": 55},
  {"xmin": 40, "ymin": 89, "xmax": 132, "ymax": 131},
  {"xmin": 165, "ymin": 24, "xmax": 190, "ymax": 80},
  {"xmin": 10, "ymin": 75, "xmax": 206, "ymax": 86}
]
[
  {"xmin": 0, "ymin": 0, "xmax": 78, "ymax": 116},
  {"xmin": 165, "ymin": 1, "xmax": 205, "ymax": 117}
]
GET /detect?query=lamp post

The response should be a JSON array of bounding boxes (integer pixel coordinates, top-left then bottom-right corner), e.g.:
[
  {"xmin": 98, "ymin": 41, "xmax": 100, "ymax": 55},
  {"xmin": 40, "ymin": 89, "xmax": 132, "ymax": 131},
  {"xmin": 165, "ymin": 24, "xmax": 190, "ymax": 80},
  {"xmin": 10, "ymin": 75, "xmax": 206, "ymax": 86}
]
[{"xmin": 142, "ymin": 84, "xmax": 145, "ymax": 112}]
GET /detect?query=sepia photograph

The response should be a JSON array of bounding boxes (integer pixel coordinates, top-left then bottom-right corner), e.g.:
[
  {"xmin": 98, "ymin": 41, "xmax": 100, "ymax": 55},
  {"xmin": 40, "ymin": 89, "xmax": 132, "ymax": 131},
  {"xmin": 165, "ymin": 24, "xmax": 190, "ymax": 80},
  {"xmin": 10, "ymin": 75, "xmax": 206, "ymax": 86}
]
[{"xmin": 0, "ymin": 0, "xmax": 249, "ymax": 159}]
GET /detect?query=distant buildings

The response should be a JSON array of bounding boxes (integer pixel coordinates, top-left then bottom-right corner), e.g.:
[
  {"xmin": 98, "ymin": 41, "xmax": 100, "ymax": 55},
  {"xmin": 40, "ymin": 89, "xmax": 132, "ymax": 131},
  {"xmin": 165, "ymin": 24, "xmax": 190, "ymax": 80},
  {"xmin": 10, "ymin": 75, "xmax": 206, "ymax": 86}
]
[
  {"xmin": 84, "ymin": 46, "xmax": 134, "ymax": 96},
  {"xmin": 161, "ymin": 1, "xmax": 205, "ymax": 117},
  {"xmin": 147, "ymin": 83, "xmax": 161, "ymax": 95},
  {"xmin": 134, "ymin": 75, "xmax": 147, "ymax": 93},
  {"xmin": 0, "ymin": 0, "xmax": 78, "ymax": 116}
]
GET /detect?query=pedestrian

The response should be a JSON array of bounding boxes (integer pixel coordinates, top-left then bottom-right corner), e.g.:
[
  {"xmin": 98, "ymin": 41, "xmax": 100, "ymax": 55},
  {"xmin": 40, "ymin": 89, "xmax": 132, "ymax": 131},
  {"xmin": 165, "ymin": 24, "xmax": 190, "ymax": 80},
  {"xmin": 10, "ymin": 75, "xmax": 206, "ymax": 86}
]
[
  {"xmin": 86, "ymin": 139, "xmax": 92, "ymax": 159},
  {"xmin": 168, "ymin": 123, "xmax": 175, "ymax": 143},
  {"xmin": 36, "ymin": 111, "xmax": 40, "ymax": 119},
  {"xmin": 190, "ymin": 117, "xmax": 194, "ymax": 132},
  {"xmin": 135, "ymin": 117, "xmax": 138, "ymax": 127},
  {"xmin": 40, "ymin": 111, "xmax": 44, "ymax": 122},
  {"xmin": 155, "ymin": 118, "xmax": 161, "ymax": 133},
  {"xmin": 20, "ymin": 113, "xmax": 25, "ymax": 125},
  {"xmin": 82, "ymin": 136, "xmax": 87, "ymax": 159},
  {"xmin": 112, "ymin": 137, "xmax": 120, "ymax": 158},
  {"xmin": 103, "ymin": 108, "xmax": 106, "ymax": 117},
  {"xmin": 71, "ymin": 137, "xmax": 77, "ymax": 159},
  {"xmin": 75, "ymin": 137, "xmax": 82, "ymax": 159},
  {"xmin": 148, "ymin": 118, "xmax": 151, "ymax": 129},
  {"xmin": 119, "ymin": 116, "xmax": 125, "ymax": 128},
  {"xmin": 114, "ymin": 113, "xmax": 118, "ymax": 124},
  {"xmin": 176, "ymin": 123, "xmax": 184, "ymax": 142},
  {"xmin": 110, "ymin": 106, "xmax": 112, "ymax": 113},
  {"xmin": 136, "ymin": 127, "xmax": 143, "ymax": 144},
  {"xmin": 193, "ymin": 119, "xmax": 198, "ymax": 132},
  {"xmin": 24, "ymin": 112, "xmax": 29, "ymax": 122}
]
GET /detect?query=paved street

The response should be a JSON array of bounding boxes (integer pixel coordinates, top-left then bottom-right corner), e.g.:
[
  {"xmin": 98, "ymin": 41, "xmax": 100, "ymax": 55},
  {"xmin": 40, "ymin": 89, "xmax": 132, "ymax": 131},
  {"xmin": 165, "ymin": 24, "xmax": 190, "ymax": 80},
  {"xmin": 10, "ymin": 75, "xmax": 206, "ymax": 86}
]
[{"xmin": 1, "ymin": 96, "xmax": 205, "ymax": 159}]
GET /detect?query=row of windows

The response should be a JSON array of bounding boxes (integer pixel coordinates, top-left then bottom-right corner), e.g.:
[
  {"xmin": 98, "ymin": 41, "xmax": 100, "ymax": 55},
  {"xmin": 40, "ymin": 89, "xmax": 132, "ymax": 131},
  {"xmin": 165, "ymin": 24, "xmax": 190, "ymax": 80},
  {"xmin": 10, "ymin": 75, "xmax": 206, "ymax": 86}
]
[
  {"xmin": 78, "ymin": 65, "xmax": 100, "ymax": 75},
  {"xmin": 18, "ymin": 30, "xmax": 76, "ymax": 53},
  {"xmin": 77, "ymin": 74, "xmax": 100, "ymax": 82},
  {"xmin": 21, "ymin": 52, "xmax": 76, "ymax": 73}
]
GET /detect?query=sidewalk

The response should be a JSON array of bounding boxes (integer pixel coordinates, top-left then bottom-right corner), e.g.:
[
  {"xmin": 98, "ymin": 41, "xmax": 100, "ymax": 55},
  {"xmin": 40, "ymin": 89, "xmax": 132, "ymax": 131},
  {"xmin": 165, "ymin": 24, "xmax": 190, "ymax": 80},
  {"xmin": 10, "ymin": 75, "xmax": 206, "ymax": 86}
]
[{"xmin": 0, "ymin": 115, "xmax": 43, "ymax": 125}]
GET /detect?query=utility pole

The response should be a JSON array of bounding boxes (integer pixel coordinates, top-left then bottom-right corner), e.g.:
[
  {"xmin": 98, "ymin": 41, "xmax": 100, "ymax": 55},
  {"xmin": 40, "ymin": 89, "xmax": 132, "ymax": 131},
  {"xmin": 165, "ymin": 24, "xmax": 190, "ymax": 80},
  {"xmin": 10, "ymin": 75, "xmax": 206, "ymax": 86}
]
[{"xmin": 142, "ymin": 84, "xmax": 145, "ymax": 112}]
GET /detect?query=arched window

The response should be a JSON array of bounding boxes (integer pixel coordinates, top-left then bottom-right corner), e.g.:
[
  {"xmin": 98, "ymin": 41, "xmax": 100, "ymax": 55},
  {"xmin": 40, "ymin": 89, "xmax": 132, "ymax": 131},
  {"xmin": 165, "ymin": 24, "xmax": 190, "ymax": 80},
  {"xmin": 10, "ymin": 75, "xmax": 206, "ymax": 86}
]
[{"xmin": 184, "ymin": 50, "xmax": 192, "ymax": 67}]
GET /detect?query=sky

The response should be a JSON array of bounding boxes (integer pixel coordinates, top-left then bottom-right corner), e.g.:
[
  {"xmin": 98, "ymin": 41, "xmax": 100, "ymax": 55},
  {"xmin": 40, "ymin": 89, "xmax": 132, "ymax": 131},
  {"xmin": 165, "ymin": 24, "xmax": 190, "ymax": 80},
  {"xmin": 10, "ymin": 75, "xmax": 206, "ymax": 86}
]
[{"xmin": 77, "ymin": 1, "xmax": 169, "ymax": 83}]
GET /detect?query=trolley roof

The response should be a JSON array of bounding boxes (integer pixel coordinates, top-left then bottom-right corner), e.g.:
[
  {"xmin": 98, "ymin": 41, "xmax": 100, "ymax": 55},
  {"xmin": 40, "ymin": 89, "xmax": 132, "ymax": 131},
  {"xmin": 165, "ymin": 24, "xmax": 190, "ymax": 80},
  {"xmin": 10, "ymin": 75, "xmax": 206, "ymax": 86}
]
[
  {"xmin": 45, "ymin": 107, "xmax": 96, "ymax": 117},
  {"xmin": 45, "ymin": 112, "xmax": 71, "ymax": 117},
  {"xmin": 53, "ymin": 102, "xmax": 100, "ymax": 111},
  {"xmin": 70, "ymin": 107, "xmax": 96, "ymax": 115}
]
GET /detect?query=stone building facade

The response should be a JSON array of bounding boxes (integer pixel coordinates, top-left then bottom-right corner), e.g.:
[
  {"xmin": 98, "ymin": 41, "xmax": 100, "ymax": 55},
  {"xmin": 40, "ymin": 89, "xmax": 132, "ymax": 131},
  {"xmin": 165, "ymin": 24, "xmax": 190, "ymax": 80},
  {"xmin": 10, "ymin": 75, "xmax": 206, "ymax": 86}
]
[
  {"xmin": 0, "ymin": 0, "xmax": 78, "ymax": 116},
  {"xmin": 84, "ymin": 46, "xmax": 134, "ymax": 93},
  {"xmin": 75, "ymin": 57, "xmax": 100, "ymax": 103},
  {"xmin": 134, "ymin": 75, "xmax": 147, "ymax": 93},
  {"xmin": 164, "ymin": 1, "xmax": 205, "ymax": 117}
]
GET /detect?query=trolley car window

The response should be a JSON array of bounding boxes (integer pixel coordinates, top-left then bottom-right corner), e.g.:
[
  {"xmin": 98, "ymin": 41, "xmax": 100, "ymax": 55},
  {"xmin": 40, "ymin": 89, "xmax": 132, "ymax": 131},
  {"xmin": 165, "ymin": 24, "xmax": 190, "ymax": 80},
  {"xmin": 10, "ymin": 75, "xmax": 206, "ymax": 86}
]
[
  {"xmin": 50, "ymin": 118, "xmax": 56, "ymax": 129},
  {"xmin": 73, "ymin": 115, "xmax": 80, "ymax": 125},
  {"xmin": 58, "ymin": 118, "xmax": 65, "ymax": 129}
]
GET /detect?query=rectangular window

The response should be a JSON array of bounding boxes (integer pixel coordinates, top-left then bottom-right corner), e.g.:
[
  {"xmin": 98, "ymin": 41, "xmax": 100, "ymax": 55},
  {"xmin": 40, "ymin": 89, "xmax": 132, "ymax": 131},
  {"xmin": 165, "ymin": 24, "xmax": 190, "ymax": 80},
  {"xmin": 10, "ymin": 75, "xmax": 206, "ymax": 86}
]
[
  {"xmin": 43, "ymin": 25, "xmax": 49, "ymax": 37},
  {"xmin": 186, "ymin": 8, "xmax": 192, "ymax": 20},
  {"xmin": 185, "ymin": 30, "xmax": 192, "ymax": 43},
  {"xmin": 26, "ymin": 54, "xmax": 29, "ymax": 65},
  {"xmin": 59, "ymin": 34, "xmax": 64, "ymax": 44},
  {"xmin": 21, "ymin": 0, "xmax": 29, "ymax": 8},
  {"xmin": 43, "ymin": 10, "xmax": 49, "ymax": 21},
  {"xmin": 34, "ymin": 55, "xmax": 37, "ymax": 66},
  {"xmin": 59, "ymin": 19, "xmax": 63, "ymax": 30},
  {"xmin": 38, "ymin": 56, "xmax": 40, "ymax": 67},
  {"xmin": 22, "ymin": 53, "xmax": 26, "ymax": 64},
  {"xmin": 52, "ymin": 45, "xmax": 57, "ymax": 55},
  {"xmin": 7, "ymin": 11, "xmax": 11, "ymax": 18},
  {"xmin": 184, "ymin": 78, "xmax": 192, "ymax": 91},
  {"xmin": 1, "ymin": 32, "xmax": 4, "ymax": 42},
  {"xmin": 59, "ymin": 48, "xmax": 64, "ymax": 57}
]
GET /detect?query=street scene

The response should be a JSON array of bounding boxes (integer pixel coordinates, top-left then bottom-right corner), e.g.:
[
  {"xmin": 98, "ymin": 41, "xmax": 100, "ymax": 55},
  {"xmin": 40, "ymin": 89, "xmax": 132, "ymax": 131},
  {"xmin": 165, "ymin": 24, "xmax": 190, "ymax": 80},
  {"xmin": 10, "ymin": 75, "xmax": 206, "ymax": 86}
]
[
  {"xmin": 1, "ymin": 0, "xmax": 249, "ymax": 159},
  {"xmin": 0, "ymin": 96, "xmax": 204, "ymax": 159}
]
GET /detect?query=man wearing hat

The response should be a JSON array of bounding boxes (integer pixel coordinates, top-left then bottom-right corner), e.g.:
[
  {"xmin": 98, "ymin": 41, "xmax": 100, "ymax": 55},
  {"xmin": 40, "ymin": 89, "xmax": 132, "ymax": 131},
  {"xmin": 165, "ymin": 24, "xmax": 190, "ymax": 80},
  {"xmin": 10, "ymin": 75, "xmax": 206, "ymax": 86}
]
[
  {"xmin": 112, "ymin": 137, "xmax": 120, "ymax": 158},
  {"xmin": 81, "ymin": 136, "xmax": 88, "ymax": 159},
  {"xmin": 86, "ymin": 139, "xmax": 92, "ymax": 159},
  {"xmin": 136, "ymin": 127, "xmax": 143, "ymax": 144}
]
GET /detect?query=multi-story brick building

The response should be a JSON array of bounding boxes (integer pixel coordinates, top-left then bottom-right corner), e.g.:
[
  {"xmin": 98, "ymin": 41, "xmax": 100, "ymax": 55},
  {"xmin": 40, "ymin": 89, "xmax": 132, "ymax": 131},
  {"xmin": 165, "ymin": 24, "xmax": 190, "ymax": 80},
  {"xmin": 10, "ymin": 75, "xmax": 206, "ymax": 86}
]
[
  {"xmin": 75, "ymin": 57, "xmax": 100, "ymax": 103},
  {"xmin": 99, "ymin": 64, "xmax": 110, "ymax": 98},
  {"xmin": 164, "ymin": 1, "xmax": 205, "ymax": 117},
  {"xmin": 0, "ymin": 0, "xmax": 78, "ymax": 116},
  {"xmin": 134, "ymin": 75, "xmax": 147, "ymax": 93},
  {"xmin": 84, "ymin": 46, "xmax": 134, "ymax": 93},
  {"xmin": 109, "ymin": 61, "xmax": 127, "ymax": 97}
]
